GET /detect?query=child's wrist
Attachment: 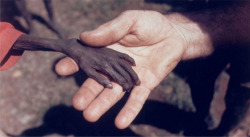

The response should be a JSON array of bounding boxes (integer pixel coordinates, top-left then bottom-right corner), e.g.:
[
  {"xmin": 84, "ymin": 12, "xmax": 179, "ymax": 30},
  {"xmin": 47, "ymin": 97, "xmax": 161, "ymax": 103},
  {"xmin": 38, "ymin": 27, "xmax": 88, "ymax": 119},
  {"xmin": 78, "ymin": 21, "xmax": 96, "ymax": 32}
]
[{"xmin": 13, "ymin": 34, "xmax": 60, "ymax": 52}]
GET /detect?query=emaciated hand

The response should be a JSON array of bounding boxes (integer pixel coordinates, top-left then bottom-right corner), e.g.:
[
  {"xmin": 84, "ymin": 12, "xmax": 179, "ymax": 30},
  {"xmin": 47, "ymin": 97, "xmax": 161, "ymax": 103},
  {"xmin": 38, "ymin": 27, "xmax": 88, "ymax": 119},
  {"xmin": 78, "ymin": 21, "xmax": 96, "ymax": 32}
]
[{"xmin": 58, "ymin": 38, "xmax": 140, "ymax": 91}]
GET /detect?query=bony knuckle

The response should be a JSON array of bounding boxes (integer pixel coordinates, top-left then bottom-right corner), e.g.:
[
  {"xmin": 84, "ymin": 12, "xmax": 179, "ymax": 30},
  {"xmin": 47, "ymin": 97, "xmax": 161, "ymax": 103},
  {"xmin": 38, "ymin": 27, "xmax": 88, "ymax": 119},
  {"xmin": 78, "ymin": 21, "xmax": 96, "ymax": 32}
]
[
  {"xmin": 105, "ymin": 56, "xmax": 113, "ymax": 62},
  {"xmin": 99, "ymin": 97, "xmax": 111, "ymax": 106},
  {"xmin": 119, "ymin": 77, "xmax": 126, "ymax": 82},
  {"xmin": 80, "ymin": 64, "xmax": 87, "ymax": 71},
  {"xmin": 101, "ymin": 62, "xmax": 110, "ymax": 69},
  {"xmin": 124, "ymin": 84, "xmax": 130, "ymax": 90}
]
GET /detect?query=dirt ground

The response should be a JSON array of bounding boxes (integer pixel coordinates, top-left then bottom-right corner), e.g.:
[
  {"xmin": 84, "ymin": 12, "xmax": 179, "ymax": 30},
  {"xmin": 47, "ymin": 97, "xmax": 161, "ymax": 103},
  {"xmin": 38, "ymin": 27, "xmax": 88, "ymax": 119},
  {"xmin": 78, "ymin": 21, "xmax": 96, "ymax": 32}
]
[{"xmin": 0, "ymin": 0, "xmax": 249, "ymax": 136}]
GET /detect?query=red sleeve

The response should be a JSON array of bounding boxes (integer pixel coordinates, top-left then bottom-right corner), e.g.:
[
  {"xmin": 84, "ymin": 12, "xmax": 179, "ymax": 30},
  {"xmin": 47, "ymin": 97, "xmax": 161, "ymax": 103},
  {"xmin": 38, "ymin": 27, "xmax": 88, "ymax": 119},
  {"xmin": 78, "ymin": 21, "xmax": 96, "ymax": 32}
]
[{"xmin": 0, "ymin": 22, "xmax": 24, "ymax": 70}]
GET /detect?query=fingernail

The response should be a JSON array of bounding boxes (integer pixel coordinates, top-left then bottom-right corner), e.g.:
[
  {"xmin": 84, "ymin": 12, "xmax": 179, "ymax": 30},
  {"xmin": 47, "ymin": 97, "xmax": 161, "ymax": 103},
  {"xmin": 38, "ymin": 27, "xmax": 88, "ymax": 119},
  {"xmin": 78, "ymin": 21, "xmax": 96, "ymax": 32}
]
[
  {"xmin": 106, "ymin": 83, "xmax": 113, "ymax": 89},
  {"xmin": 132, "ymin": 62, "xmax": 136, "ymax": 66},
  {"xmin": 136, "ymin": 80, "xmax": 141, "ymax": 85}
]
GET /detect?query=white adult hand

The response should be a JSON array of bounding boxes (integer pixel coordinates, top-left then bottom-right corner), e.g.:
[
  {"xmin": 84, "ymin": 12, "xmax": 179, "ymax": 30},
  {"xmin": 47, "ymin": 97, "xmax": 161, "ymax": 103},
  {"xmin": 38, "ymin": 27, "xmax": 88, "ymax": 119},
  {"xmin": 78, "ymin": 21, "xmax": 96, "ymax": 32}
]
[
  {"xmin": 56, "ymin": 40, "xmax": 183, "ymax": 129},
  {"xmin": 56, "ymin": 10, "xmax": 211, "ymax": 129}
]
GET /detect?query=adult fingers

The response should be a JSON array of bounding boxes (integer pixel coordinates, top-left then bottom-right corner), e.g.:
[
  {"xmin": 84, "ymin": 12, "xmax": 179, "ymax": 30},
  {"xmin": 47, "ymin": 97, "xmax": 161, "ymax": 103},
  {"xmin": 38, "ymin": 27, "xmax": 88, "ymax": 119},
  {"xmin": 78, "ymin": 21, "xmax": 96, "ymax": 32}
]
[
  {"xmin": 72, "ymin": 78, "xmax": 104, "ymax": 111},
  {"xmin": 83, "ymin": 82, "xmax": 125, "ymax": 122},
  {"xmin": 0, "ymin": 129, "xmax": 7, "ymax": 137},
  {"xmin": 79, "ymin": 11, "xmax": 137, "ymax": 47},
  {"xmin": 115, "ymin": 86, "xmax": 151, "ymax": 129},
  {"xmin": 55, "ymin": 57, "xmax": 79, "ymax": 76}
]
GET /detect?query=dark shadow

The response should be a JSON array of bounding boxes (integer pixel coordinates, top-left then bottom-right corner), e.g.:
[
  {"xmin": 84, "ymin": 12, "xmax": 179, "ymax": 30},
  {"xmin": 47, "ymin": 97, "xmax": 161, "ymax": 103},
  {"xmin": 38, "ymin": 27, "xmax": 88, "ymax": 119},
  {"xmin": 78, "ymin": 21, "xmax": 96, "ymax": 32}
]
[
  {"xmin": 133, "ymin": 100, "xmax": 195, "ymax": 134},
  {"xmin": 16, "ymin": 0, "xmax": 248, "ymax": 136},
  {"xmin": 129, "ymin": 48, "xmax": 230, "ymax": 136},
  {"xmin": 209, "ymin": 46, "xmax": 250, "ymax": 136},
  {"xmin": 143, "ymin": 1, "xmax": 250, "ymax": 135},
  {"xmin": 0, "ymin": 0, "xmax": 64, "ymax": 37},
  {"xmin": 28, "ymin": 46, "xmax": 249, "ymax": 136},
  {"xmin": 31, "ymin": 13, "xmax": 67, "ymax": 38},
  {"xmin": 21, "ymin": 103, "xmax": 139, "ymax": 136},
  {"xmin": 31, "ymin": 13, "xmax": 53, "ymax": 32},
  {"xmin": 0, "ymin": 0, "xmax": 28, "ymax": 33},
  {"xmin": 73, "ymin": 70, "xmax": 88, "ymax": 87},
  {"xmin": 52, "ymin": 56, "xmax": 88, "ymax": 87},
  {"xmin": 131, "ymin": 46, "xmax": 250, "ymax": 136},
  {"xmin": 145, "ymin": 0, "xmax": 239, "ymax": 12},
  {"xmin": 172, "ymin": 48, "xmax": 230, "ymax": 136}
]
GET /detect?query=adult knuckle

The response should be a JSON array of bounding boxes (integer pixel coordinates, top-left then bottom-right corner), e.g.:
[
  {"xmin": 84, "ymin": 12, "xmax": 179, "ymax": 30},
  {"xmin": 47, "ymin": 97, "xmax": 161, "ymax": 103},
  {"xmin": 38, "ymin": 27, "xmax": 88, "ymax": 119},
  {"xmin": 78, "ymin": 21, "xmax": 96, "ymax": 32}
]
[
  {"xmin": 98, "ymin": 96, "xmax": 111, "ymax": 107},
  {"xmin": 121, "ymin": 10, "xmax": 138, "ymax": 20},
  {"xmin": 128, "ymin": 102, "xmax": 143, "ymax": 114}
]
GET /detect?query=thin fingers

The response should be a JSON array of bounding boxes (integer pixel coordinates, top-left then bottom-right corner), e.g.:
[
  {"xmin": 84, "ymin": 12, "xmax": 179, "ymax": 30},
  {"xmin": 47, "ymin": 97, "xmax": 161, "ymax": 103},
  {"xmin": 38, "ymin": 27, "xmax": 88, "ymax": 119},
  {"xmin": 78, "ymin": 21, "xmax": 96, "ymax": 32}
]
[
  {"xmin": 72, "ymin": 78, "xmax": 104, "ymax": 111},
  {"xmin": 100, "ymin": 66, "xmax": 130, "ymax": 91},
  {"xmin": 113, "ymin": 64, "xmax": 133, "ymax": 92},
  {"xmin": 83, "ymin": 82, "xmax": 125, "ymax": 122},
  {"xmin": 119, "ymin": 53, "xmax": 136, "ymax": 66},
  {"xmin": 119, "ymin": 61, "xmax": 140, "ymax": 85},
  {"xmin": 85, "ymin": 68, "xmax": 113, "ymax": 88},
  {"xmin": 115, "ymin": 86, "xmax": 151, "ymax": 129}
]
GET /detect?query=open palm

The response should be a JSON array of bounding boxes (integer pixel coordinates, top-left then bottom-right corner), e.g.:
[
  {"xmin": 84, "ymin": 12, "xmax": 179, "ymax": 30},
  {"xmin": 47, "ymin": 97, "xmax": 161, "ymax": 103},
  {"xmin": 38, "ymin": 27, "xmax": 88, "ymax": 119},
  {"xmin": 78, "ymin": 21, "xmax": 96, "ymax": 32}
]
[{"xmin": 56, "ymin": 10, "xmax": 193, "ymax": 129}]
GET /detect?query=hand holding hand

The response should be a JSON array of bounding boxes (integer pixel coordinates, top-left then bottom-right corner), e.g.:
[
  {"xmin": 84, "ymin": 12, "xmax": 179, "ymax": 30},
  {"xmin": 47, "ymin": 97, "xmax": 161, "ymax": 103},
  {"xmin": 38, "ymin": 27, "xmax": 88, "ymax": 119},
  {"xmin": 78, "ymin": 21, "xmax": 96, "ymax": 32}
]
[
  {"xmin": 56, "ymin": 10, "xmax": 212, "ymax": 129},
  {"xmin": 58, "ymin": 38, "xmax": 140, "ymax": 91}
]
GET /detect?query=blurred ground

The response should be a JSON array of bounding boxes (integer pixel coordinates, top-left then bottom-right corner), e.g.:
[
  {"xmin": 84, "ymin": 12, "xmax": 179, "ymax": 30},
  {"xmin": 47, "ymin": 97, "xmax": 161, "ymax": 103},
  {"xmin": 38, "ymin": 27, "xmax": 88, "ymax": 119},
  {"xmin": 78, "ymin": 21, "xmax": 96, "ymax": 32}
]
[{"xmin": 0, "ymin": 0, "xmax": 249, "ymax": 136}]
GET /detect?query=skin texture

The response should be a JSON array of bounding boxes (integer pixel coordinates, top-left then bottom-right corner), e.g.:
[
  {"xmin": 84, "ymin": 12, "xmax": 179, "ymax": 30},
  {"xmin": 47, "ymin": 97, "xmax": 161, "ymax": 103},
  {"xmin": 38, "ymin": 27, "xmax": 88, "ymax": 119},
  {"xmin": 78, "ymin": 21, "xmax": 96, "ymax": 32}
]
[
  {"xmin": 55, "ymin": 11, "xmax": 193, "ymax": 129},
  {"xmin": 13, "ymin": 34, "xmax": 139, "ymax": 91},
  {"xmin": 0, "ymin": 129, "xmax": 7, "ymax": 137},
  {"xmin": 60, "ymin": 39, "xmax": 140, "ymax": 91},
  {"xmin": 55, "ymin": 3, "xmax": 250, "ymax": 132}
]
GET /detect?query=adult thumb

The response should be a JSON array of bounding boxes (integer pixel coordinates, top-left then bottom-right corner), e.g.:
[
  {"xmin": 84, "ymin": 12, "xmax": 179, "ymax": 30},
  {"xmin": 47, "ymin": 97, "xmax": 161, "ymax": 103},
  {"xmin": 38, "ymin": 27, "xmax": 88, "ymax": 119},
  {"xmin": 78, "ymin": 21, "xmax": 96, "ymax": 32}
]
[
  {"xmin": 79, "ymin": 11, "xmax": 137, "ymax": 47},
  {"xmin": 55, "ymin": 57, "xmax": 79, "ymax": 76}
]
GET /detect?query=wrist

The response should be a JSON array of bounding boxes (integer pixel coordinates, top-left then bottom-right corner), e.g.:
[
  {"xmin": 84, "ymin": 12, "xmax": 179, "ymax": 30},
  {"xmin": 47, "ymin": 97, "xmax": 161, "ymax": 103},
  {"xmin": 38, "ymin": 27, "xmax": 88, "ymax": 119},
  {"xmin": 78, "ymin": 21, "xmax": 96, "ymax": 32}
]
[
  {"xmin": 56, "ymin": 39, "xmax": 83, "ymax": 64},
  {"xmin": 167, "ymin": 1, "xmax": 250, "ymax": 61},
  {"xmin": 166, "ymin": 13, "xmax": 214, "ymax": 60},
  {"xmin": 13, "ymin": 34, "xmax": 60, "ymax": 51}
]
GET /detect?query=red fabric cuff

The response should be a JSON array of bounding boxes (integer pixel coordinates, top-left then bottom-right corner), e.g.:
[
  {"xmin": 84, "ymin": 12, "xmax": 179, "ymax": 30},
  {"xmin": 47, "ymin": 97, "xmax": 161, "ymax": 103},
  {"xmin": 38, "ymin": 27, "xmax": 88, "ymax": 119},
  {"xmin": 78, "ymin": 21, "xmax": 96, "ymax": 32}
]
[{"xmin": 0, "ymin": 22, "xmax": 24, "ymax": 70}]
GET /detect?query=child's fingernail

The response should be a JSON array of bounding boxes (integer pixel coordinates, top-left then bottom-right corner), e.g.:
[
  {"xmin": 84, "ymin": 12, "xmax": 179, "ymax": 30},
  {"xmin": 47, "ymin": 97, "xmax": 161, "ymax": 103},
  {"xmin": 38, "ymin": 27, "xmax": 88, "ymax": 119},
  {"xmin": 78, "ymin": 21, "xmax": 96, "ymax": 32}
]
[
  {"xmin": 136, "ymin": 80, "xmax": 141, "ymax": 85},
  {"xmin": 106, "ymin": 83, "xmax": 113, "ymax": 88}
]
